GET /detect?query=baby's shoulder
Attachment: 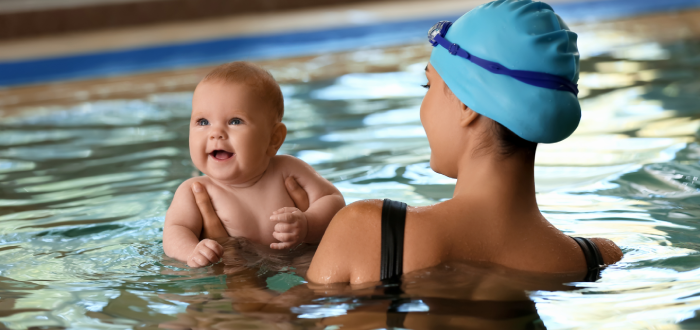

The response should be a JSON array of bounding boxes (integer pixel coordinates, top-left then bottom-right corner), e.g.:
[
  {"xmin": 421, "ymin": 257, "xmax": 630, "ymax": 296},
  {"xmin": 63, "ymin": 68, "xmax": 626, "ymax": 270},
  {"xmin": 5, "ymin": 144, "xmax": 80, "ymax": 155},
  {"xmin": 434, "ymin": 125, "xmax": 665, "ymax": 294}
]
[
  {"xmin": 175, "ymin": 176, "xmax": 211, "ymax": 191},
  {"xmin": 270, "ymin": 155, "xmax": 317, "ymax": 175},
  {"xmin": 271, "ymin": 154, "xmax": 306, "ymax": 167},
  {"xmin": 166, "ymin": 176, "xmax": 214, "ymax": 221},
  {"xmin": 172, "ymin": 177, "xmax": 222, "ymax": 202}
]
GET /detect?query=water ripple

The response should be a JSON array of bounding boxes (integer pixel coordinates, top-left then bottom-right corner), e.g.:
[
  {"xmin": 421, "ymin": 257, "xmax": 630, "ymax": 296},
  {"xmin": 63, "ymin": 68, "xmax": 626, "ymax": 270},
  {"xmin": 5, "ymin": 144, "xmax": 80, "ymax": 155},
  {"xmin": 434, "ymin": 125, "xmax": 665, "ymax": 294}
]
[{"xmin": 1, "ymin": 21, "xmax": 700, "ymax": 329}]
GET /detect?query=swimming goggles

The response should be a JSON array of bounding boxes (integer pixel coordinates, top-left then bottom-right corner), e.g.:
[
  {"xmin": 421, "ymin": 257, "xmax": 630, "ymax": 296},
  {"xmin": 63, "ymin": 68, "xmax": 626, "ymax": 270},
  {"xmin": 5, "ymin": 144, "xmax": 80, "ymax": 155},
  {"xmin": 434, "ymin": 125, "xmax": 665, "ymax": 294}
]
[{"xmin": 428, "ymin": 21, "xmax": 579, "ymax": 95}]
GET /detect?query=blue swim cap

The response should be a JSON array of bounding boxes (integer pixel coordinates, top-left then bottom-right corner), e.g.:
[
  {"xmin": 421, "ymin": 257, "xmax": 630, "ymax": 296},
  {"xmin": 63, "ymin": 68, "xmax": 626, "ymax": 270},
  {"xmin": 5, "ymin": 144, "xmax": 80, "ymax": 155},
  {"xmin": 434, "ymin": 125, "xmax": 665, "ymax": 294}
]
[{"xmin": 429, "ymin": 0, "xmax": 581, "ymax": 143}]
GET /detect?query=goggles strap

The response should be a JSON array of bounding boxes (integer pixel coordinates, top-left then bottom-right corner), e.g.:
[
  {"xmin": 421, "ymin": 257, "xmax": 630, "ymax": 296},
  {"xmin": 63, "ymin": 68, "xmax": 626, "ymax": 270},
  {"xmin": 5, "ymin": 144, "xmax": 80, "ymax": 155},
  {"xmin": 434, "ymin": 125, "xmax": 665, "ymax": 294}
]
[{"xmin": 433, "ymin": 34, "xmax": 579, "ymax": 95}]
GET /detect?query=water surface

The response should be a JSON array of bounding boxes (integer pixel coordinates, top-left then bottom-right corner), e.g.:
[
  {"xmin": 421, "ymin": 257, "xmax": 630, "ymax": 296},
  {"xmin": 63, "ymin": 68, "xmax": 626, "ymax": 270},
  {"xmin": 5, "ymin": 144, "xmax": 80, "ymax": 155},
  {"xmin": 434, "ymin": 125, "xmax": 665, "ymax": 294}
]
[{"xmin": 2, "ymin": 16, "xmax": 700, "ymax": 329}]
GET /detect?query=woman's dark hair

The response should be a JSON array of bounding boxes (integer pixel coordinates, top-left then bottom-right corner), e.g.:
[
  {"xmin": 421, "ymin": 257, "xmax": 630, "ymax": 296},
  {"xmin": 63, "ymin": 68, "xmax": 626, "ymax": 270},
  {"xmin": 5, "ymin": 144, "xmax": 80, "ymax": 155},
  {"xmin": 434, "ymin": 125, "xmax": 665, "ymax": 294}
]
[
  {"xmin": 443, "ymin": 80, "xmax": 537, "ymax": 158},
  {"xmin": 491, "ymin": 120, "xmax": 538, "ymax": 158}
]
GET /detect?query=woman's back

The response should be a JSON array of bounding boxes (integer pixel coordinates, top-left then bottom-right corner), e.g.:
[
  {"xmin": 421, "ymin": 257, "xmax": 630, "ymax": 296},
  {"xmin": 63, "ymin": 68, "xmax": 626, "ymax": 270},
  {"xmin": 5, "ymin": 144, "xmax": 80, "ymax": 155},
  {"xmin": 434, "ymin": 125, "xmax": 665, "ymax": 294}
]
[
  {"xmin": 307, "ymin": 195, "xmax": 622, "ymax": 284},
  {"xmin": 309, "ymin": 54, "xmax": 622, "ymax": 283}
]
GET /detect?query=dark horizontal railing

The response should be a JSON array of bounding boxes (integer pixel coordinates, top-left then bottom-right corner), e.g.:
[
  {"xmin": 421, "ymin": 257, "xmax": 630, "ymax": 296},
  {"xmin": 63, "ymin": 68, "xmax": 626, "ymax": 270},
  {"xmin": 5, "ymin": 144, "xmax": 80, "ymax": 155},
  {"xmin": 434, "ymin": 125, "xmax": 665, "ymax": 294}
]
[
  {"xmin": 0, "ymin": 0, "xmax": 378, "ymax": 40},
  {"xmin": 1, "ymin": 0, "xmax": 699, "ymax": 88}
]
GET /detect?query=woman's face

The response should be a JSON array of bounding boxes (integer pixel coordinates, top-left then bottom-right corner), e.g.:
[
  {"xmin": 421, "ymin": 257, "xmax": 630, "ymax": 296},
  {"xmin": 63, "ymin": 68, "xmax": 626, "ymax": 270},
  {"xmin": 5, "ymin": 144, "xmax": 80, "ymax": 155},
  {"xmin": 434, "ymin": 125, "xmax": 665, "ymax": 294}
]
[{"xmin": 419, "ymin": 63, "xmax": 466, "ymax": 178}]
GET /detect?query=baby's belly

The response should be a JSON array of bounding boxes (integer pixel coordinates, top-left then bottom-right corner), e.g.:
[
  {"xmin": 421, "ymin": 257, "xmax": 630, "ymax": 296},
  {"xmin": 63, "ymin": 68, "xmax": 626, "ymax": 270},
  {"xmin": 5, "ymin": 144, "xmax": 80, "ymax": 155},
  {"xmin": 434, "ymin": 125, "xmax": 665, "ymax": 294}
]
[{"xmin": 222, "ymin": 221, "xmax": 276, "ymax": 245}]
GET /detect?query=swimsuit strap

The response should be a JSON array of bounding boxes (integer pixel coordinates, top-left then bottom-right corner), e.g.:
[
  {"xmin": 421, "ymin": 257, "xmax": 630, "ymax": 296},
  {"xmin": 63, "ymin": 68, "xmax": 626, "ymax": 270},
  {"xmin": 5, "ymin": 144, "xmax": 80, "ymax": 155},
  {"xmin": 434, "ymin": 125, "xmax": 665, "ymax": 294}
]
[
  {"xmin": 380, "ymin": 199, "xmax": 408, "ymax": 329},
  {"xmin": 386, "ymin": 297, "xmax": 410, "ymax": 329},
  {"xmin": 380, "ymin": 198, "xmax": 408, "ymax": 282},
  {"xmin": 571, "ymin": 237, "xmax": 605, "ymax": 282}
]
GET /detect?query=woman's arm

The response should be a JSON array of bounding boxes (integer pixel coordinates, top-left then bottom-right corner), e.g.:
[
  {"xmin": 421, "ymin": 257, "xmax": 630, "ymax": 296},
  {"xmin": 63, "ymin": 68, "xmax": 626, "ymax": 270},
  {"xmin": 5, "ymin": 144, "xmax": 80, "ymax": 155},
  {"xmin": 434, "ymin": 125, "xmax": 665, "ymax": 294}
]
[
  {"xmin": 282, "ymin": 177, "xmax": 384, "ymax": 284},
  {"xmin": 164, "ymin": 179, "xmax": 223, "ymax": 267},
  {"xmin": 163, "ymin": 180, "xmax": 203, "ymax": 260},
  {"xmin": 192, "ymin": 172, "xmax": 312, "ymax": 241},
  {"xmin": 191, "ymin": 182, "xmax": 228, "ymax": 239},
  {"xmin": 276, "ymin": 155, "xmax": 346, "ymax": 243},
  {"xmin": 193, "ymin": 174, "xmax": 380, "ymax": 283}
]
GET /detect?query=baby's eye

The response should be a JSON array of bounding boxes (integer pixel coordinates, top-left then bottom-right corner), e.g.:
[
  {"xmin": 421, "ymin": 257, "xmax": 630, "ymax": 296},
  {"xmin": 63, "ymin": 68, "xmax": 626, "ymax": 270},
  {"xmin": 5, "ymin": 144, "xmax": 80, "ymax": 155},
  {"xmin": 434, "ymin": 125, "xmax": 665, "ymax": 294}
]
[
  {"xmin": 196, "ymin": 118, "xmax": 209, "ymax": 126},
  {"xmin": 229, "ymin": 118, "xmax": 243, "ymax": 125},
  {"xmin": 421, "ymin": 84, "xmax": 430, "ymax": 89}
]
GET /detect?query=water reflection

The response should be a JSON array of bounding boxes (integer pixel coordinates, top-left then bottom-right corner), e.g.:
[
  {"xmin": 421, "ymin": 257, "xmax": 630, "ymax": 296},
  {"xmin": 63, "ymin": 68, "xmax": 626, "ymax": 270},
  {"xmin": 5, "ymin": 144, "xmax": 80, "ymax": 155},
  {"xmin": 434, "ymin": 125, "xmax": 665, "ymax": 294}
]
[
  {"xmin": 161, "ymin": 256, "xmax": 568, "ymax": 330},
  {"xmin": 1, "ymin": 12, "xmax": 700, "ymax": 329}
]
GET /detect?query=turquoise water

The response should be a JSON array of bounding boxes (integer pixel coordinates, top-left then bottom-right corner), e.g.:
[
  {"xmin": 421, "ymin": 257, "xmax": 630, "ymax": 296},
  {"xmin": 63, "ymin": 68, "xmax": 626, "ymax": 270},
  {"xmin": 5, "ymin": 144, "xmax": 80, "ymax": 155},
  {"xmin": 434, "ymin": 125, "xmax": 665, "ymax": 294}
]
[{"xmin": 2, "ymin": 24, "xmax": 700, "ymax": 329}]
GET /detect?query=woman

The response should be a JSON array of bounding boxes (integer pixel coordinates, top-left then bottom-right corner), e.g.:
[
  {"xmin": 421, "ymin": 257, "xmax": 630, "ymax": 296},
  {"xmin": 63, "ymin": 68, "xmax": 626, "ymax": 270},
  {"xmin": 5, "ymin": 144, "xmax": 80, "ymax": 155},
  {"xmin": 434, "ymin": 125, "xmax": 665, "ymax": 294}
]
[{"xmin": 193, "ymin": 0, "xmax": 623, "ymax": 285}]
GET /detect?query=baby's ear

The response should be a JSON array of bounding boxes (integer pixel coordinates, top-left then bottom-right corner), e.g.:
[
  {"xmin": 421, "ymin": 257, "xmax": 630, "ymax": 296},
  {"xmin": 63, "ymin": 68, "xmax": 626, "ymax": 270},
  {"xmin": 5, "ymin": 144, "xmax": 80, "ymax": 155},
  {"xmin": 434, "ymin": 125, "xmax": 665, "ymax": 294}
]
[{"xmin": 267, "ymin": 122, "xmax": 287, "ymax": 156}]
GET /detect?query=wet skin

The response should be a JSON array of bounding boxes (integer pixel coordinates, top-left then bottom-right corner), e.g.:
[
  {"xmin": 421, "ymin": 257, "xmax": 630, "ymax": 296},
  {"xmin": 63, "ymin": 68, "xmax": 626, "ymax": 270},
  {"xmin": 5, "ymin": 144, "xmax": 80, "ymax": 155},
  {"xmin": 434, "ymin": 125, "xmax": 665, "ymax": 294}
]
[
  {"xmin": 303, "ymin": 64, "xmax": 622, "ymax": 284},
  {"xmin": 162, "ymin": 80, "xmax": 345, "ymax": 268},
  {"xmin": 192, "ymin": 65, "xmax": 623, "ymax": 283}
]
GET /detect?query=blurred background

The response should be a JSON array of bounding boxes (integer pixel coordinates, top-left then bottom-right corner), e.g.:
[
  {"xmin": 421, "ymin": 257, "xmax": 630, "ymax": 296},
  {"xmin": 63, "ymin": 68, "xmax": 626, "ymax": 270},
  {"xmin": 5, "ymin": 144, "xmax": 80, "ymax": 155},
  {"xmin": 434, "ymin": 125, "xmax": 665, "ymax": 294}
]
[
  {"xmin": 2, "ymin": 0, "xmax": 700, "ymax": 329},
  {"xmin": 2, "ymin": 0, "xmax": 698, "ymax": 109}
]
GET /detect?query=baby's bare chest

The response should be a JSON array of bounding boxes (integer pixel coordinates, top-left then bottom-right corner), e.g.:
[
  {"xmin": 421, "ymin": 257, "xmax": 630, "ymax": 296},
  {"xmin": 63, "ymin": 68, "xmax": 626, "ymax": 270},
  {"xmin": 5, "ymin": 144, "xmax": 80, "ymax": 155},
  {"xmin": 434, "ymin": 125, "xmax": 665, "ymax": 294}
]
[{"xmin": 205, "ymin": 177, "xmax": 295, "ymax": 243}]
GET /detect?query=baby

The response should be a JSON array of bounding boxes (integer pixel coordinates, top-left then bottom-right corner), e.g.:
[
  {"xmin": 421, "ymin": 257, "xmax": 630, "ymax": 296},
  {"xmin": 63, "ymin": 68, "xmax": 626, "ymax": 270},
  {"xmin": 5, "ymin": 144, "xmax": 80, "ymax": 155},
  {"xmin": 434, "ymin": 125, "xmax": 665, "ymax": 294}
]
[{"xmin": 163, "ymin": 62, "xmax": 345, "ymax": 268}]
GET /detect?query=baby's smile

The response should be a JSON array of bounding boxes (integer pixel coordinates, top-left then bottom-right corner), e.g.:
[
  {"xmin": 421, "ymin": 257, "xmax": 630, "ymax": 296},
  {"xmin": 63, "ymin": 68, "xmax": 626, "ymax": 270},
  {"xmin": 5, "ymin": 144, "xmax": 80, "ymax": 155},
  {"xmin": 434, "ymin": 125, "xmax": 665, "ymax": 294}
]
[
  {"xmin": 190, "ymin": 78, "xmax": 284, "ymax": 183},
  {"xmin": 210, "ymin": 149, "xmax": 234, "ymax": 161}
]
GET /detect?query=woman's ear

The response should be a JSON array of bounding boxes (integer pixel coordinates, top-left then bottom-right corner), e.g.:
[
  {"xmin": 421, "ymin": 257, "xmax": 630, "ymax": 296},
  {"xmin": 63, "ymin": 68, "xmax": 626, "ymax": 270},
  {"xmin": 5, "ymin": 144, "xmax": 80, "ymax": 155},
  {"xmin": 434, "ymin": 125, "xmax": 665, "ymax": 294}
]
[
  {"xmin": 267, "ymin": 122, "xmax": 287, "ymax": 156},
  {"xmin": 459, "ymin": 104, "xmax": 480, "ymax": 127}
]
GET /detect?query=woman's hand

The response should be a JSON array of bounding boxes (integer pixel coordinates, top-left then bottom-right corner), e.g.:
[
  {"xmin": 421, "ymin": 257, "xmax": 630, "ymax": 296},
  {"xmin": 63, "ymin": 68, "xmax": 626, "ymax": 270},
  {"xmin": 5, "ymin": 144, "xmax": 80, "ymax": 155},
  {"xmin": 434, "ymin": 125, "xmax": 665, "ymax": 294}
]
[
  {"xmin": 191, "ymin": 182, "xmax": 228, "ymax": 239},
  {"xmin": 285, "ymin": 176, "xmax": 309, "ymax": 212},
  {"xmin": 191, "ymin": 178, "xmax": 311, "ymax": 241},
  {"xmin": 269, "ymin": 176, "xmax": 313, "ymax": 250}
]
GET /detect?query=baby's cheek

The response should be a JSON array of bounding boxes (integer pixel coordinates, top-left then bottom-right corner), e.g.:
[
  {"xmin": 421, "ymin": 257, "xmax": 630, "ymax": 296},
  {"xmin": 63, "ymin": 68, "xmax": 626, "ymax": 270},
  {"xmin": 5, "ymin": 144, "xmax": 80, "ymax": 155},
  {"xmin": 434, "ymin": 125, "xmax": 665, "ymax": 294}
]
[
  {"xmin": 191, "ymin": 155, "xmax": 207, "ymax": 174},
  {"xmin": 188, "ymin": 136, "xmax": 208, "ymax": 173}
]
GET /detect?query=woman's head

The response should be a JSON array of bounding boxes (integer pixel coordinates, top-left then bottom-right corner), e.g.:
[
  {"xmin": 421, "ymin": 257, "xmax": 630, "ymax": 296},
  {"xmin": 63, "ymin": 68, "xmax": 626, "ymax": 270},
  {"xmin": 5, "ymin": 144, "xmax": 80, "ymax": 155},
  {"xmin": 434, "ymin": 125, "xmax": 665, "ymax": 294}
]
[
  {"xmin": 420, "ymin": 63, "xmax": 536, "ymax": 177},
  {"xmin": 427, "ymin": 0, "xmax": 581, "ymax": 141},
  {"xmin": 420, "ymin": 0, "xmax": 579, "ymax": 176}
]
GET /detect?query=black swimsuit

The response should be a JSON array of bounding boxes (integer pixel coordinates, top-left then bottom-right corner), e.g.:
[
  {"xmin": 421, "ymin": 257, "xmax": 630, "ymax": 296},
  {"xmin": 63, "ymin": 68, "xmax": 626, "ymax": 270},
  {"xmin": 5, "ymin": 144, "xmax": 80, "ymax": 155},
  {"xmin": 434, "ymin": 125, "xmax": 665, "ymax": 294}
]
[
  {"xmin": 379, "ymin": 198, "xmax": 606, "ymax": 283},
  {"xmin": 378, "ymin": 198, "xmax": 605, "ymax": 328}
]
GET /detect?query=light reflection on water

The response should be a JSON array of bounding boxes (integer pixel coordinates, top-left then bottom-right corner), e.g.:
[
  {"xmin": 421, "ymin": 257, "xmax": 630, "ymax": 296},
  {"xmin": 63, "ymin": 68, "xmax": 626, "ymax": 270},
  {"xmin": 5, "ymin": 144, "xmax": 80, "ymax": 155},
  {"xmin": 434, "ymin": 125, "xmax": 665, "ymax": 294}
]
[{"xmin": 1, "ymin": 24, "xmax": 700, "ymax": 330}]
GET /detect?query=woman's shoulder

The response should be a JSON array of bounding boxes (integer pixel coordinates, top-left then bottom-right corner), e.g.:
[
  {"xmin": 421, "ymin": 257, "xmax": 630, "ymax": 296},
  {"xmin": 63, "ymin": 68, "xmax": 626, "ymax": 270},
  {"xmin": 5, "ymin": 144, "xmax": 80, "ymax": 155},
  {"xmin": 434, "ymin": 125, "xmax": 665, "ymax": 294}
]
[
  {"xmin": 321, "ymin": 199, "xmax": 385, "ymax": 237},
  {"xmin": 590, "ymin": 237, "xmax": 624, "ymax": 265},
  {"xmin": 315, "ymin": 199, "xmax": 385, "ymax": 242},
  {"xmin": 307, "ymin": 199, "xmax": 385, "ymax": 284},
  {"xmin": 307, "ymin": 199, "xmax": 441, "ymax": 284},
  {"xmin": 340, "ymin": 199, "xmax": 384, "ymax": 216}
]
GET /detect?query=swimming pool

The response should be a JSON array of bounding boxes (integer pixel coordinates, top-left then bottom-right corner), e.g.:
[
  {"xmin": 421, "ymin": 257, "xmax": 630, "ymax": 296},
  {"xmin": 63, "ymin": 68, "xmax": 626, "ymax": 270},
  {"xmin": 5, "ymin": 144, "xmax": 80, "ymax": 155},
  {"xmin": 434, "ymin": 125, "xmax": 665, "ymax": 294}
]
[{"xmin": 2, "ymin": 7, "xmax": 700, "ymax": 330}]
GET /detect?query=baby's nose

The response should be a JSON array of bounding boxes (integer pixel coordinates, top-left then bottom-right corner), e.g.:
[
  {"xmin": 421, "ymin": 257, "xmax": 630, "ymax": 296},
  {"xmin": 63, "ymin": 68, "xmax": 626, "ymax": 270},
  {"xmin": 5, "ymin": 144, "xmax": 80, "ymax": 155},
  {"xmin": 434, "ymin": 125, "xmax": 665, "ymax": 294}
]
[{"xmin": 209, "ymin": 130, "xmax": 227, "ymax": 140}]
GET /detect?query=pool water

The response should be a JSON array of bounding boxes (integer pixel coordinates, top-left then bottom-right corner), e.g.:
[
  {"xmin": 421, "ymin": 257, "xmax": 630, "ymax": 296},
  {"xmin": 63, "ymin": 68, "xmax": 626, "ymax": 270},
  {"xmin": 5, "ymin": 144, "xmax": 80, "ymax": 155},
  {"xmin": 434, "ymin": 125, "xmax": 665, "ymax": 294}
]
[{"xmin": 2, "ymin": 16, "xmax": 700, "ymax": 329}]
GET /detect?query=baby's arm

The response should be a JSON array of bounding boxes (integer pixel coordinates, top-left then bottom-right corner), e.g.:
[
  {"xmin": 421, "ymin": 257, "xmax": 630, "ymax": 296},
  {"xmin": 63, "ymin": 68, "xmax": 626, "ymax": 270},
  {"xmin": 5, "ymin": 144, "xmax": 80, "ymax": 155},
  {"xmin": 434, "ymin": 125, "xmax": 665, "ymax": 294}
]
[
  {"xmin": 270, "ymin": 155, "xmax": 345, "ymax": 249},
  {"xmin": 163, "ymin": 179, "xmax": 223, "ymax": 267}
]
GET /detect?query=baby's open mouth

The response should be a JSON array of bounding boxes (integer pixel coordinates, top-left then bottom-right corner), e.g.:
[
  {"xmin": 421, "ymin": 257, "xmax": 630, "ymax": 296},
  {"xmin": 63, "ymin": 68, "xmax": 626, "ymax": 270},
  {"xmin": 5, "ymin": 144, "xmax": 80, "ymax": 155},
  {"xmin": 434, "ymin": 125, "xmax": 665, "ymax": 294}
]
[{"xmin": 210, "ymin": 150, "xmax": 234, "ymax": 160}]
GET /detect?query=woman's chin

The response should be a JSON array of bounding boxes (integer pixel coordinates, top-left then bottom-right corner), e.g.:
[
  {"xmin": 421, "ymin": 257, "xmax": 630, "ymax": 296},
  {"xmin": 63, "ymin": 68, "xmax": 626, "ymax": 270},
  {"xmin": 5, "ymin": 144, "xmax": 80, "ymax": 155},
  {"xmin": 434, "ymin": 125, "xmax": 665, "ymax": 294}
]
[{"xmin": 429, "ymin": 161, "xmax": 456, "ymax": 179}]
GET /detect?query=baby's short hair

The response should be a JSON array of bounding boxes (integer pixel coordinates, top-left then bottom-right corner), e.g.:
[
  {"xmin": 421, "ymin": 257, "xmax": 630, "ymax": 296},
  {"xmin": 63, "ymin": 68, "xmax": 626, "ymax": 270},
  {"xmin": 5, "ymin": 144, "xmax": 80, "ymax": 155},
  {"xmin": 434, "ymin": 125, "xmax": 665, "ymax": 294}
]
[{"xmin": 202, "ymin": 61, "xmax": 284, "ymax": 122}]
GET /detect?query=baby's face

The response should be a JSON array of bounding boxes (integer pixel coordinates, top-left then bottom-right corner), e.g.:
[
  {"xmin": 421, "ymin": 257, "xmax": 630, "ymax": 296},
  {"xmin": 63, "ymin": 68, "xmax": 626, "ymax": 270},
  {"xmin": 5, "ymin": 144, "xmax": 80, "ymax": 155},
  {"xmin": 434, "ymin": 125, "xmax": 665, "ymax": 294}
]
[{"xmin": 190, "ymin": 80, "xmax": 278, "ymax": 184}]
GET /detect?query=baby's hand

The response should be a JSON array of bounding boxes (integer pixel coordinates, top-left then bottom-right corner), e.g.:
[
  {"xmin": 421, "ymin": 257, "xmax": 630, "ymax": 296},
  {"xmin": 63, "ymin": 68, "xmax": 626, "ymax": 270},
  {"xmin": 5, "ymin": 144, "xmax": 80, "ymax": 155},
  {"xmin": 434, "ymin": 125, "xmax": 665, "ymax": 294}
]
[
  {"xmin": 270, "ymin": 207, "xmax": 308, "ymax": 250},
  {"xmin": 187, "ymin": 239, "xmax": 223, "ymax": 268}
]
